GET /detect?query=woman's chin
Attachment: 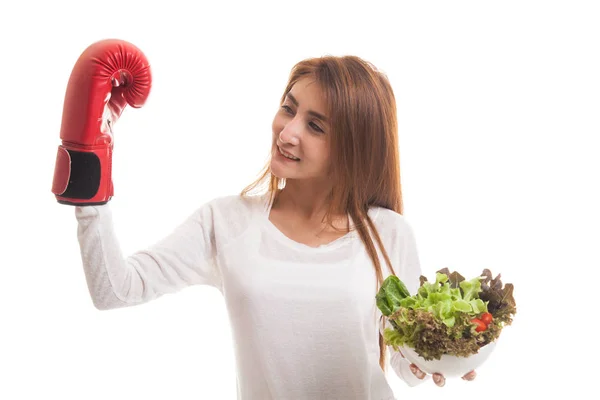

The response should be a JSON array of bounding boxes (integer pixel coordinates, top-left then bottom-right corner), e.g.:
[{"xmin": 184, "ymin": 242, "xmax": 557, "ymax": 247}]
[{"xmin": 269, "ymin": 163, "xmax": 288, "ymax": 179}]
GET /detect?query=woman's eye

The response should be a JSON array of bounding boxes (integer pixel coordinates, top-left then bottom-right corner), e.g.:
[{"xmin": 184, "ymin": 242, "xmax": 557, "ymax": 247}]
[
  {"xmin": 310, "ymin": 122, "xmax": 323, "ymax": 132},
  {"xmin": 281, "ymin": 105, "xmax": 323, "ymax": 133}
]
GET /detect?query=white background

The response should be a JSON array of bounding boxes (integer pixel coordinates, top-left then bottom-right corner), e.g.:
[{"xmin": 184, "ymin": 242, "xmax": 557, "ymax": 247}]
[{"xmin": 1, "ymin": 0, "xmax": 598, "ymax": 399}]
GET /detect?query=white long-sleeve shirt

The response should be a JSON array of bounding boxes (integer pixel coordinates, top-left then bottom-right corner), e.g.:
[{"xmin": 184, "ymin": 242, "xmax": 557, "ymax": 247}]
[{"xmin": 74, "ymin": 192, "xmax": 428, "ymax": 399}]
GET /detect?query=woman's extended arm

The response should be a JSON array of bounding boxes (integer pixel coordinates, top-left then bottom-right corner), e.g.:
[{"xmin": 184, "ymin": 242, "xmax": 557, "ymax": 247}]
[{"xmin": 75, "ymin": 201, "xmax": 222, "ymax": 310}]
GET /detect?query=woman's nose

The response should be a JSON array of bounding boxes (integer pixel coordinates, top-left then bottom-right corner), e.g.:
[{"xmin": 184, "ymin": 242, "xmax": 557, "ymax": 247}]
[{"xmin": 279, "ymin": 123, "xmax": 300, "ymax": 146}]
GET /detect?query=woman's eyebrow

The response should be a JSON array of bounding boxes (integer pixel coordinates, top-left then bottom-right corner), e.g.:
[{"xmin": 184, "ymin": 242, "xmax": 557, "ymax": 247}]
[{"xmin": 287, "ymin": 93, "xmax": 329, "ymax": 123}]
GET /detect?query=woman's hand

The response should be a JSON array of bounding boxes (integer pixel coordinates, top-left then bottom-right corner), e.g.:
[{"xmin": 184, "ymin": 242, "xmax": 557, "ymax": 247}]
[{"xmin": 400, "ymin": 351, "xmax": 477, "ymax": 387}]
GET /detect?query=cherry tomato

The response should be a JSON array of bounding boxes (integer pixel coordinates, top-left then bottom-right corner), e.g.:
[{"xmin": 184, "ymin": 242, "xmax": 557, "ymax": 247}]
[
  {"xmin": 471, "ymin": 318, "xmax": 487, "ymax": 332},
  {"xmin": 481, "ymin": 312, "xmax": 493, "ymax": 325}
]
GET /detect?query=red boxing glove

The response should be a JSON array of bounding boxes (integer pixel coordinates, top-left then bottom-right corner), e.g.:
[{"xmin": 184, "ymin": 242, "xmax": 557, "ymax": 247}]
[{"xmin": 52, "ymin": 39, "xmax": 152, "ymax": 206}]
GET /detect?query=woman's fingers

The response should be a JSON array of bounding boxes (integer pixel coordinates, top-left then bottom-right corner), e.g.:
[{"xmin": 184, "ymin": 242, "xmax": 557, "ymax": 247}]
[
  {"xmin": 409, "ymin": 363, "xmax": 426, "ymax": 379},
  {"xmin": 409, "ymin": 366, "xmax": 474, "ymax": 386},
  {"xmin": 432, "ymin": 373, "xmax": 446, "ymax": 387},
  {"xmin": 408, "ymin": 364, "xmax": 445, "ymax": 386},
  {"xmin": 461, "ymin": 370, "xmax": 477, "ymax": 381}
]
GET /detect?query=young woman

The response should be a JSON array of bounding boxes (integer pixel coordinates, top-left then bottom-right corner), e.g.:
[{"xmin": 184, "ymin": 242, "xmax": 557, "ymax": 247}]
[{"xmin": 57, "ymin": 40, "xmax": 475, "ymax": 400}]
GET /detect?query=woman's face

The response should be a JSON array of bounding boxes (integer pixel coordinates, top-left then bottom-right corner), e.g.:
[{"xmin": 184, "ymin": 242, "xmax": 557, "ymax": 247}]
[{"xmin": 270, "ymin": 77, "xmax": 331, "ymax": 181}]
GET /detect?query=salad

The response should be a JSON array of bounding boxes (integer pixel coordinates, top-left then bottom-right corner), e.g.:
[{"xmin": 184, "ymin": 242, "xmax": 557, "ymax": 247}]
[{"xmin": 376, "ymin": 268, "xmax": 516, "ymax": 361}]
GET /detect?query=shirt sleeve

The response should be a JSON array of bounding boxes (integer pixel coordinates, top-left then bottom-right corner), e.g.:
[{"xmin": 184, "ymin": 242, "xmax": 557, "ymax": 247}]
[
  {"xmin": 380, "ymin": 217, "xmax": 431, "ymax": 387},
  {"xmin": 74, "ymin": 202, "xmax": 223, "ymax": 310}
]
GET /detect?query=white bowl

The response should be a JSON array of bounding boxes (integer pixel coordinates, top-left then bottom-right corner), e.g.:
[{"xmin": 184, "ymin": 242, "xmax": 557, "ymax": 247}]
[{"xmin": 399, "ymin": 341, "xmax": 497, "ymax": 377}]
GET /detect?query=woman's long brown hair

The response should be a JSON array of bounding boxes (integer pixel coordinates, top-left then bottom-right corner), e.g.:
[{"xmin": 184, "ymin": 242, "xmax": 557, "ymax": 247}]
[{"xmin": 240, "ymin": 55, "xmax": 403, "ymax": 373}]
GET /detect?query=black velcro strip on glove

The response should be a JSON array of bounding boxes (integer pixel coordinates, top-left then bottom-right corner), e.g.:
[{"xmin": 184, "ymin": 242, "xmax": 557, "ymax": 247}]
[{"xmin": 61, "ymin": 150, "xmax": 102, "ymax": 200}]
